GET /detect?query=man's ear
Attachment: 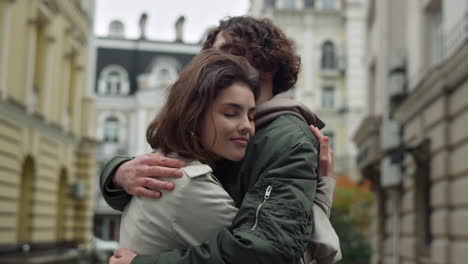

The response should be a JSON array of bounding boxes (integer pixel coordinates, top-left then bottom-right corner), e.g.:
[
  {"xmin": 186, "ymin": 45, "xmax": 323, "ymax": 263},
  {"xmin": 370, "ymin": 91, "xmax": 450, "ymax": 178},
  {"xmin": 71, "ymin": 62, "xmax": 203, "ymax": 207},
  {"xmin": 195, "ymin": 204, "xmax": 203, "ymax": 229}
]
[{"xmin": 259, "ymin": 71, "xmax": 276, "ymax": 81}]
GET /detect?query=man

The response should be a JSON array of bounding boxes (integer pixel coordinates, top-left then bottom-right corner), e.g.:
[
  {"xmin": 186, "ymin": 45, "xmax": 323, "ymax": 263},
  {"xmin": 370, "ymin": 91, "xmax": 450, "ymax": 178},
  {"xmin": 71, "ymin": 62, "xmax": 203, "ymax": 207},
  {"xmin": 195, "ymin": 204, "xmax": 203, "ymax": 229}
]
[{"xmin": 102, "ymin": 16, "xmax": 338, "ymax": 264}]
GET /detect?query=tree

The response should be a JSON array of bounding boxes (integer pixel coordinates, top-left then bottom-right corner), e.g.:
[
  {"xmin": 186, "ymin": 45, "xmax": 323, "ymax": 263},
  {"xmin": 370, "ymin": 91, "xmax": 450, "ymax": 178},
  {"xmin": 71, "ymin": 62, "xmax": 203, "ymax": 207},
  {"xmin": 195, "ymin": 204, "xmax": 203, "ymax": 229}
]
[{"xmin": 331, "ymin": 175, "xmax": 373, "ymax": 263}]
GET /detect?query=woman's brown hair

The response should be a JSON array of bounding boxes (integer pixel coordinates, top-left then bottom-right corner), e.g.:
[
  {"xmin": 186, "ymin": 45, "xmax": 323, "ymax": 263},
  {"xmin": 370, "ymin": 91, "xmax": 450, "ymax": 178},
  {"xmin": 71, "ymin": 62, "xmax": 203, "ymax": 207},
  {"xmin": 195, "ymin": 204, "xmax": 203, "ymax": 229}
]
[
  {"xmin": 146, "ymin": 49, "xmax": 259, "ymax": 163},
  {"xmin": 203, "ymin": 16, "xmax": 301, "ymax": 95}
]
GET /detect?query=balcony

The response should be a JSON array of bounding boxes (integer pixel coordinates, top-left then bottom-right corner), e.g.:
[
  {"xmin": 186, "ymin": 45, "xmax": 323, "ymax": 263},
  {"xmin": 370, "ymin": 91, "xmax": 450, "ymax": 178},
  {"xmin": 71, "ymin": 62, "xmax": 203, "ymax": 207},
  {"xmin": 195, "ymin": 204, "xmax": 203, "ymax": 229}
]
[{"xmin": 353, "ymin": 116, "xmax": 382, "ymax": 170}]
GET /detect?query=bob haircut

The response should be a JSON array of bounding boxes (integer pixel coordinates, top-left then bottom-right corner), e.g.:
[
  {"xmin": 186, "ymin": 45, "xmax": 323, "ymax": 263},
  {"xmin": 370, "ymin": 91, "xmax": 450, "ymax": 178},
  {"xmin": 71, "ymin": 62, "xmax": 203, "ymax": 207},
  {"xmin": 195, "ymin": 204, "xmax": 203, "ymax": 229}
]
[
  {"xmin": 203, "ymin": 16, "xmax": 301, "ymax": 95},
  {"xmin": 146, "ymin": 49, "xmax": 259, "ymax": 163}
]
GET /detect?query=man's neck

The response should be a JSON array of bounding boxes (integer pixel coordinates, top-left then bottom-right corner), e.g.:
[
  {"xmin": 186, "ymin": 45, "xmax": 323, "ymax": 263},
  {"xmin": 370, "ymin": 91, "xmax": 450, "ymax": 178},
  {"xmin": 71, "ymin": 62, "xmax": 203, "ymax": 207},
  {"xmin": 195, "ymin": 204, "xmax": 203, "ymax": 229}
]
[{"xmin": 256, "ymin": 77, "xmax": 274, "ymax": 105}]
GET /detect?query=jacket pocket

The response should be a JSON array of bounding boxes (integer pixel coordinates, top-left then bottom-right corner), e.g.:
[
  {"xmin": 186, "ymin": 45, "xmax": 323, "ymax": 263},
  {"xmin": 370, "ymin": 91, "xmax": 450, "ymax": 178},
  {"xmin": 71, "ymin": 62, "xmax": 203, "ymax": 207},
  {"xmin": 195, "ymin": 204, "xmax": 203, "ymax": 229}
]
[{"xmin": 251, "ymin": 185, "xmax": 273, "ymax": 231}]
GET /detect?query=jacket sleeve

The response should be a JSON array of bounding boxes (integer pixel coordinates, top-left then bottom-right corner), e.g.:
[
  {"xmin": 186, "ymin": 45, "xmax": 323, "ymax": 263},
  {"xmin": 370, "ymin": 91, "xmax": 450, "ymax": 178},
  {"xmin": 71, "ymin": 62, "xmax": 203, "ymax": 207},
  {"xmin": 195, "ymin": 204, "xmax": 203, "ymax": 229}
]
[
  {"xmin": 131, "ymin": 138, "xmax": 318, "ymax": 264},
  {"xmin": 170, "ymin": 173, "xmax": 238, "ymax": 247},
  {"xmin": 304, "ymin": 177, "xmax": 342, "ymax": 264},
  {"xmin": 314, "ymin": 177, "xmax": 336, "ymax": 218},
  {"xmin": 100, "ymin": 155, "xmax": 134, "ymax": 212}
]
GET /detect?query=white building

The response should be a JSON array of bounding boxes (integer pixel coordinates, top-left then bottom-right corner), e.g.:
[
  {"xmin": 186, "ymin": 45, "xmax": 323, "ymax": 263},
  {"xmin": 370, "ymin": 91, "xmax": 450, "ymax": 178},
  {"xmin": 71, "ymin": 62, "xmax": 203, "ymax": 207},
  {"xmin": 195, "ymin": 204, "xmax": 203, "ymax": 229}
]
[{"xmin": 249, "ymin": 0, "xmax": 367, "ymax": 178}]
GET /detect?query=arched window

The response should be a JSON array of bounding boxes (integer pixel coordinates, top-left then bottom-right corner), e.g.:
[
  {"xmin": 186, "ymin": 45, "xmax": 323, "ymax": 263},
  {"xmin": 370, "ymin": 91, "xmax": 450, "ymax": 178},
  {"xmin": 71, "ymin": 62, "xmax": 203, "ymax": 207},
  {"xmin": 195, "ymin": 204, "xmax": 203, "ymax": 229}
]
[
  {"xmin": 104, "ymin": 116, "xmax": 120, "ymax": 143},
  {"xmin": 56, "ymin": 169, "xmax": 68, "ymax": 241},
  {"xmin": 143, "ymin": 57, "xmax": 180, "ymax": 90},
  {"xmin": 321, "ymin": 41, "xmax": 337, "ymax": 69},
  {"xmin": 97, "ymin": 65, "xmax": 130, "ymax": 96},
  {"xmin": 18, "ymin": 156, "xmax": 35, "ymax": 242}
]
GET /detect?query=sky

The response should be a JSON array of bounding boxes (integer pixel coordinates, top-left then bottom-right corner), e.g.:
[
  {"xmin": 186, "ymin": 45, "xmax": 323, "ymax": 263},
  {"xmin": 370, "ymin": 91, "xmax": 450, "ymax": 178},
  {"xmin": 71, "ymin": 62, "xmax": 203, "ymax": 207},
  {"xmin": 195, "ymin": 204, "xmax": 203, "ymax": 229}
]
[{"xmin": 94, "ymin": 0, "xmax": 250, "ymax": 43}]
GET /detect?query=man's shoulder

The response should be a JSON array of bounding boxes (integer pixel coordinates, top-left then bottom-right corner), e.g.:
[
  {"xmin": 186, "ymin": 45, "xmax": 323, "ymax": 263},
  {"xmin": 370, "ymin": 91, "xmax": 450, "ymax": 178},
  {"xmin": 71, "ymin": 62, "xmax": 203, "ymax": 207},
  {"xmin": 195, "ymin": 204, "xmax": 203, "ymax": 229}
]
[{"xmin": 256, "ymin": 114, "xmax": 318, "ymax": 148}]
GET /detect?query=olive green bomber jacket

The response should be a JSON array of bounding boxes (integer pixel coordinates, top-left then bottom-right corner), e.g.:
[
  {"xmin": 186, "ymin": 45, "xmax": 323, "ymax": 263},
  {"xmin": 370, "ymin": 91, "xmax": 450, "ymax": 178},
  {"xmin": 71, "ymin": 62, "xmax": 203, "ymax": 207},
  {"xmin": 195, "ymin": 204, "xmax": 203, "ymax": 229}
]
[{"xmin": 100, "ymin": 113, "xmax": 321, "ymax": 264}]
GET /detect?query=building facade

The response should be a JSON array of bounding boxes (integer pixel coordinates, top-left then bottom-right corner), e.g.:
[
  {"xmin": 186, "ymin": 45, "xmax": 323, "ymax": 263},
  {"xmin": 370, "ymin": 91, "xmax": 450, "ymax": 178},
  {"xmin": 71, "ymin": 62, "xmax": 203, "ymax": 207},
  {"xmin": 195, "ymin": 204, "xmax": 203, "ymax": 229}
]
[
  {"xmin": 249, "ymin": 0, "xmax": 367, "ymax": 178},
  {"xmin": 354, "ymin": 0, "xmax": 468, "ymax": 263},
  {"xmin": 0, "ymin": 0, "xmax": 97, "ymax": 262},
  {"xmin": 92, "ymin": 17, "xmax": 200, "ymax": 242}
]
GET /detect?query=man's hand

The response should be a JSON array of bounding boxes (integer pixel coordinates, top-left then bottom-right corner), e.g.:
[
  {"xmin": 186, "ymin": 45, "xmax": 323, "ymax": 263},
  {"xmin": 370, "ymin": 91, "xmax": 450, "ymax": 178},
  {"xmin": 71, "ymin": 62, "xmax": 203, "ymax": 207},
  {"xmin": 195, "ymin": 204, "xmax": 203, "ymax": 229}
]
[
  {"xmin": 109, "ymin": 248, "xmax": 137, "ymax": 264},
  {"xmin": 310, "ymin": 125, "xmax": 334, "ymax": 178},
  {"xmin": 113, "ymin": 153, "xmax": 186, "ymax": 198}
]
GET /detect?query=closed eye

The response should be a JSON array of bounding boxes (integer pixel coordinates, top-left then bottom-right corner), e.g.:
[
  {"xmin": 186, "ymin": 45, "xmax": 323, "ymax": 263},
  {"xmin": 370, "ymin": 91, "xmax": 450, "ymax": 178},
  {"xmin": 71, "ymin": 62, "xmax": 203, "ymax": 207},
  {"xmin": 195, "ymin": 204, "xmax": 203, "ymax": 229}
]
[{"xmin": 224, "ymin": 113, "xmax": 237, "ymax": 118}]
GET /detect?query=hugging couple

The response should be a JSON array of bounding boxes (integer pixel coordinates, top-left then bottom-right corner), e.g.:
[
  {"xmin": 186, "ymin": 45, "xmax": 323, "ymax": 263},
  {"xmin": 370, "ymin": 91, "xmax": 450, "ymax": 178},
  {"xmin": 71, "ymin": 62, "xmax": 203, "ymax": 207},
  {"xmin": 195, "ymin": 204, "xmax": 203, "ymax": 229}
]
[{"xmin": 101, "ymin": 16, "xmax": 341, "ymax": 264}]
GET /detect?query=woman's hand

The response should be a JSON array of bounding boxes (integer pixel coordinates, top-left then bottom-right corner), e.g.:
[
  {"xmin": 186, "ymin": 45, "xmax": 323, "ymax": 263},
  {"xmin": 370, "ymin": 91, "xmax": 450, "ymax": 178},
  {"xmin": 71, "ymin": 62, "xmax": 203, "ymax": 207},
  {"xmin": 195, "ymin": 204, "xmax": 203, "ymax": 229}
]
[
  {"xmin": 309, "ymin": 125, "xmax": 334, "ymax": 178},
  {"xmin": 109, "ymin": 248, "xmax": 137, "ymax": 264}
]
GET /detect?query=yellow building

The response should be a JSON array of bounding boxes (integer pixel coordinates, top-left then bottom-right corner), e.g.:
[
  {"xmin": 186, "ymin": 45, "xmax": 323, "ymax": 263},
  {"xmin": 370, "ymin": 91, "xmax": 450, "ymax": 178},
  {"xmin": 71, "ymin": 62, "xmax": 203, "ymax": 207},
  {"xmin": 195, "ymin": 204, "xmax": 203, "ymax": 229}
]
[{"xmin": 0, "ymin": 0, "xmax": 96, "ymax": 261}]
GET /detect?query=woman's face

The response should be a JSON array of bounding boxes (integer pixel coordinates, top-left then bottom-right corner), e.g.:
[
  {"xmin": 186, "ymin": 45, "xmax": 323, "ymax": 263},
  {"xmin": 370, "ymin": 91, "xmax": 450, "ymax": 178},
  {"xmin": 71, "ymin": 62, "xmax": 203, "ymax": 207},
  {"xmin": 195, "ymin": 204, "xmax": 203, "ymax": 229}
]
[{"xmin": 201, "ymin": 82, "xmax": 256, "ymax": 161}]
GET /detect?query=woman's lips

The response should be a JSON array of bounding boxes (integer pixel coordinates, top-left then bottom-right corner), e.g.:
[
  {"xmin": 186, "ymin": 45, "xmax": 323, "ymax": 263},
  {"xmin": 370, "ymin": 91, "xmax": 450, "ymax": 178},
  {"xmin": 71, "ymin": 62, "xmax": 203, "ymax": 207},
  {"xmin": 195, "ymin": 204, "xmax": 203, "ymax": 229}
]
[{"xmin": 231, "ymin": 138, "xmax": 249, "ymax": 146}]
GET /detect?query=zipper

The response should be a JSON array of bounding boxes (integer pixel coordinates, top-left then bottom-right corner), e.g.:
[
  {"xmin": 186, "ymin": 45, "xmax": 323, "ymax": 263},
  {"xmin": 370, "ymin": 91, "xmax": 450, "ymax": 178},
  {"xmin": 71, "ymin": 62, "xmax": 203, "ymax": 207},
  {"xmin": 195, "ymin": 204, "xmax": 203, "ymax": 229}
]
[{"xmin": 251, "ymin": 185, "xmax": 273, "ymax": 231}]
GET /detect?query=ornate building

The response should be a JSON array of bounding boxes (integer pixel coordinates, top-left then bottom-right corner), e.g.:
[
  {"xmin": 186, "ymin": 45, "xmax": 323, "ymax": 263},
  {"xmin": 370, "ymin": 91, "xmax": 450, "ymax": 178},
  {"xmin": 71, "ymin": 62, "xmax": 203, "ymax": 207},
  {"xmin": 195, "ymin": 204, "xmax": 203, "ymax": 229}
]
[
  {"xmin": 0, "ymin": 0, "xmax": 96, "ymax": 262},
  {"xmin": 249, "ymin": 0, "xmax": 367, "ymax": 178},
  {"xmin": 354, "ymin": 0, "xmax": 468, "ymax": 263},
  {"xmin": 92, "ymin": 15, "xmax": 200, "ymax": 242}
]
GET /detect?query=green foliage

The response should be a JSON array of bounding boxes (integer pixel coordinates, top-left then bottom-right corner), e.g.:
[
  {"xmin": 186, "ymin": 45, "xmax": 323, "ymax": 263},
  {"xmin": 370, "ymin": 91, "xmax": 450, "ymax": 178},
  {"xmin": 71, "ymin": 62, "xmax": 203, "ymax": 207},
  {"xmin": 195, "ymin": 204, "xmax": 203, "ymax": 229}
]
[
  {"xmin": 331, "ymin": 209, "xmax": 372, "ymax": 264},
  {"xmin": 331, "ymin": 177, "xmax": 374, "ymax": 263}
]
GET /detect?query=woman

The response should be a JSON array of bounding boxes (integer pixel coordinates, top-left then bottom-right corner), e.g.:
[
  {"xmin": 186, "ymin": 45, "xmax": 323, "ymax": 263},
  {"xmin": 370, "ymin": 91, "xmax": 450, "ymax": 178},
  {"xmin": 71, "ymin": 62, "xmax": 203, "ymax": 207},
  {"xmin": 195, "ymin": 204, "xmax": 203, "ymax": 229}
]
[{"xmin": 119, "ymin": 49, "xmax": 259, "ymax": 254}]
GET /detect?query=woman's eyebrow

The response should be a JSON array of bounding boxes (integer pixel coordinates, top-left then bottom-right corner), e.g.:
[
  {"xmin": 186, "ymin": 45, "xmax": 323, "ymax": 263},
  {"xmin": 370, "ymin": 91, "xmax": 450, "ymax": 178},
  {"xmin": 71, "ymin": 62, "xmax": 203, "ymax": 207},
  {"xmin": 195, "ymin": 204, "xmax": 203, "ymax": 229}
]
[{"xmin": 222, "ymin": 103, "xmax": 256, "ymax": 112}]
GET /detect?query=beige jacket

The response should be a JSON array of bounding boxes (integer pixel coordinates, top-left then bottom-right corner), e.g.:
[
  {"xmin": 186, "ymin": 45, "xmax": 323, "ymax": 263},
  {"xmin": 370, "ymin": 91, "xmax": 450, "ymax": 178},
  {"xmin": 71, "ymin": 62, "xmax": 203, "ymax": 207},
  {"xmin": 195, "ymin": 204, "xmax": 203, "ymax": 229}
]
[{"xmin": 119, "ymin": 159, "xmax": 237, "ymax": 255}]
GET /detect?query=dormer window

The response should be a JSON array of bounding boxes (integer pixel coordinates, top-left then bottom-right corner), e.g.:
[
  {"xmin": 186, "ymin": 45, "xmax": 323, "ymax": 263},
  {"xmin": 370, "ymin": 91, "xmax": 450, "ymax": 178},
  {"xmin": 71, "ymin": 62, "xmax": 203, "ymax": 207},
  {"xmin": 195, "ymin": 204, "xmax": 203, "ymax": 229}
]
[{"xmin": 97, "ymin": 65, "xmax": 130, "ymax": 96}]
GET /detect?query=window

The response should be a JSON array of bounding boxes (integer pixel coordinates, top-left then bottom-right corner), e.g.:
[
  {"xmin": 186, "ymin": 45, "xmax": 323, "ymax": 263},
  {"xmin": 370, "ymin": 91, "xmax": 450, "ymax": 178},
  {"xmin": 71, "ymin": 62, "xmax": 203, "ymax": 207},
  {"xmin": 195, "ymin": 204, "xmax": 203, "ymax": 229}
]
[
  {"xmin": 145, "ymin": 57, "xmax": 180, "ymax": 90},
  {"xmin": 321, "ymin": 41, "xmax": 337, "ymax": 69},
  {"xmin": 426, "ymin": 5, "xmax": 443, "ymax": 66},
  {"xmin": 321, "ymin": 86, "xmax": 335, "ymax": 108},
  {"xmin": 304, "ymin": 0, "xmax": 315, "ymax": 8},
  {"xmin": 157, "ymin": 68, "xmax": 171, "ymax": 83},
  {"xmin": 56, "ymin": 169, "xmax": 68, "ymax": 241},
  {"xmin": 265, "ymin": 0, "xmax": 276, "ymax": 8},
  {"xmin": 323, "ymin": 131, "xmax": 335, "ymax": 150},
  {"xmin": 98, "ymin": 65, "xmax": 130, "ymax": 95},
  {"xmin": 322, "ymin": 0, "xmax": 335, "ymax": 9},
  {"xmin": 104, "ymin": 116, "xmax": 120, "ymax": 143},
  {"xmin": 18, "ymin": 157, "xmax": 35, "ymax": 242},
  {"xmin": 282, "ymin": 0, "xmax": 296, "ymax": 9},
  {"xmin": 415, "ymin": 161, "xmax": 432, "ymax": 253}
]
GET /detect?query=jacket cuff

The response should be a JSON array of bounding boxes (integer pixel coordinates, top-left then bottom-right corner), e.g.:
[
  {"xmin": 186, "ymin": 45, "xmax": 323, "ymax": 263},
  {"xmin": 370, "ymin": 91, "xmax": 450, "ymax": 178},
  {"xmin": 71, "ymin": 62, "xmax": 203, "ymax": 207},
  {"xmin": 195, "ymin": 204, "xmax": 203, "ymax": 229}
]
[
  {"xmin": 314, "ymin": 177, "xmax": 336, "ymax": 217},
  {"xmin": 101, "ymin": 156, "xmax": 133, "ymax": 192},
  {"xmin": 100, "ymin": 156, "xmax": 134, "ymax": 211},
  {"xmin": 131, "ymin": 254, "xmax": 158, "ymax": 264}
]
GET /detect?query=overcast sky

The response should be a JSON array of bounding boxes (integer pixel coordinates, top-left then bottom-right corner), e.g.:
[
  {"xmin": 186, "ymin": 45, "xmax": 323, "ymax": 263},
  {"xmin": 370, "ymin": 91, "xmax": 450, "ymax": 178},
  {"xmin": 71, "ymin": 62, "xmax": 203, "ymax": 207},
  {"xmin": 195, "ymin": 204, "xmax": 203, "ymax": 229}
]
[{"xmin": 94, "ymin": 0, "xmax": 250, "ymax": 43}]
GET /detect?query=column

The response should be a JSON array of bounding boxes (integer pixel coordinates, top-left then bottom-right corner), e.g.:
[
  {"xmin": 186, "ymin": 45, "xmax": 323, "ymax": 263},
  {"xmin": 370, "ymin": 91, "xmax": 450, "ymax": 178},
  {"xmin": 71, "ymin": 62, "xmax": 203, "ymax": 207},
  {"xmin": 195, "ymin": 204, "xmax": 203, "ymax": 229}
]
[{"xmin": 0, "ymin": 0, "xmax": 14, "ymax": 100}]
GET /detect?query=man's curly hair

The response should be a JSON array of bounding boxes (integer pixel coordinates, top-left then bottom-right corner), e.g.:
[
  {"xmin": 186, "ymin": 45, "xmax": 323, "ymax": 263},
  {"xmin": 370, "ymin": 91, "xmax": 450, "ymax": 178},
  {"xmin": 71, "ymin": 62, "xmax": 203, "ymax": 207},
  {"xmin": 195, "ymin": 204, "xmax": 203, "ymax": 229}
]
[{"xmin": 203, "ymin": 16, "xmax": 301, "ymax": 95}]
